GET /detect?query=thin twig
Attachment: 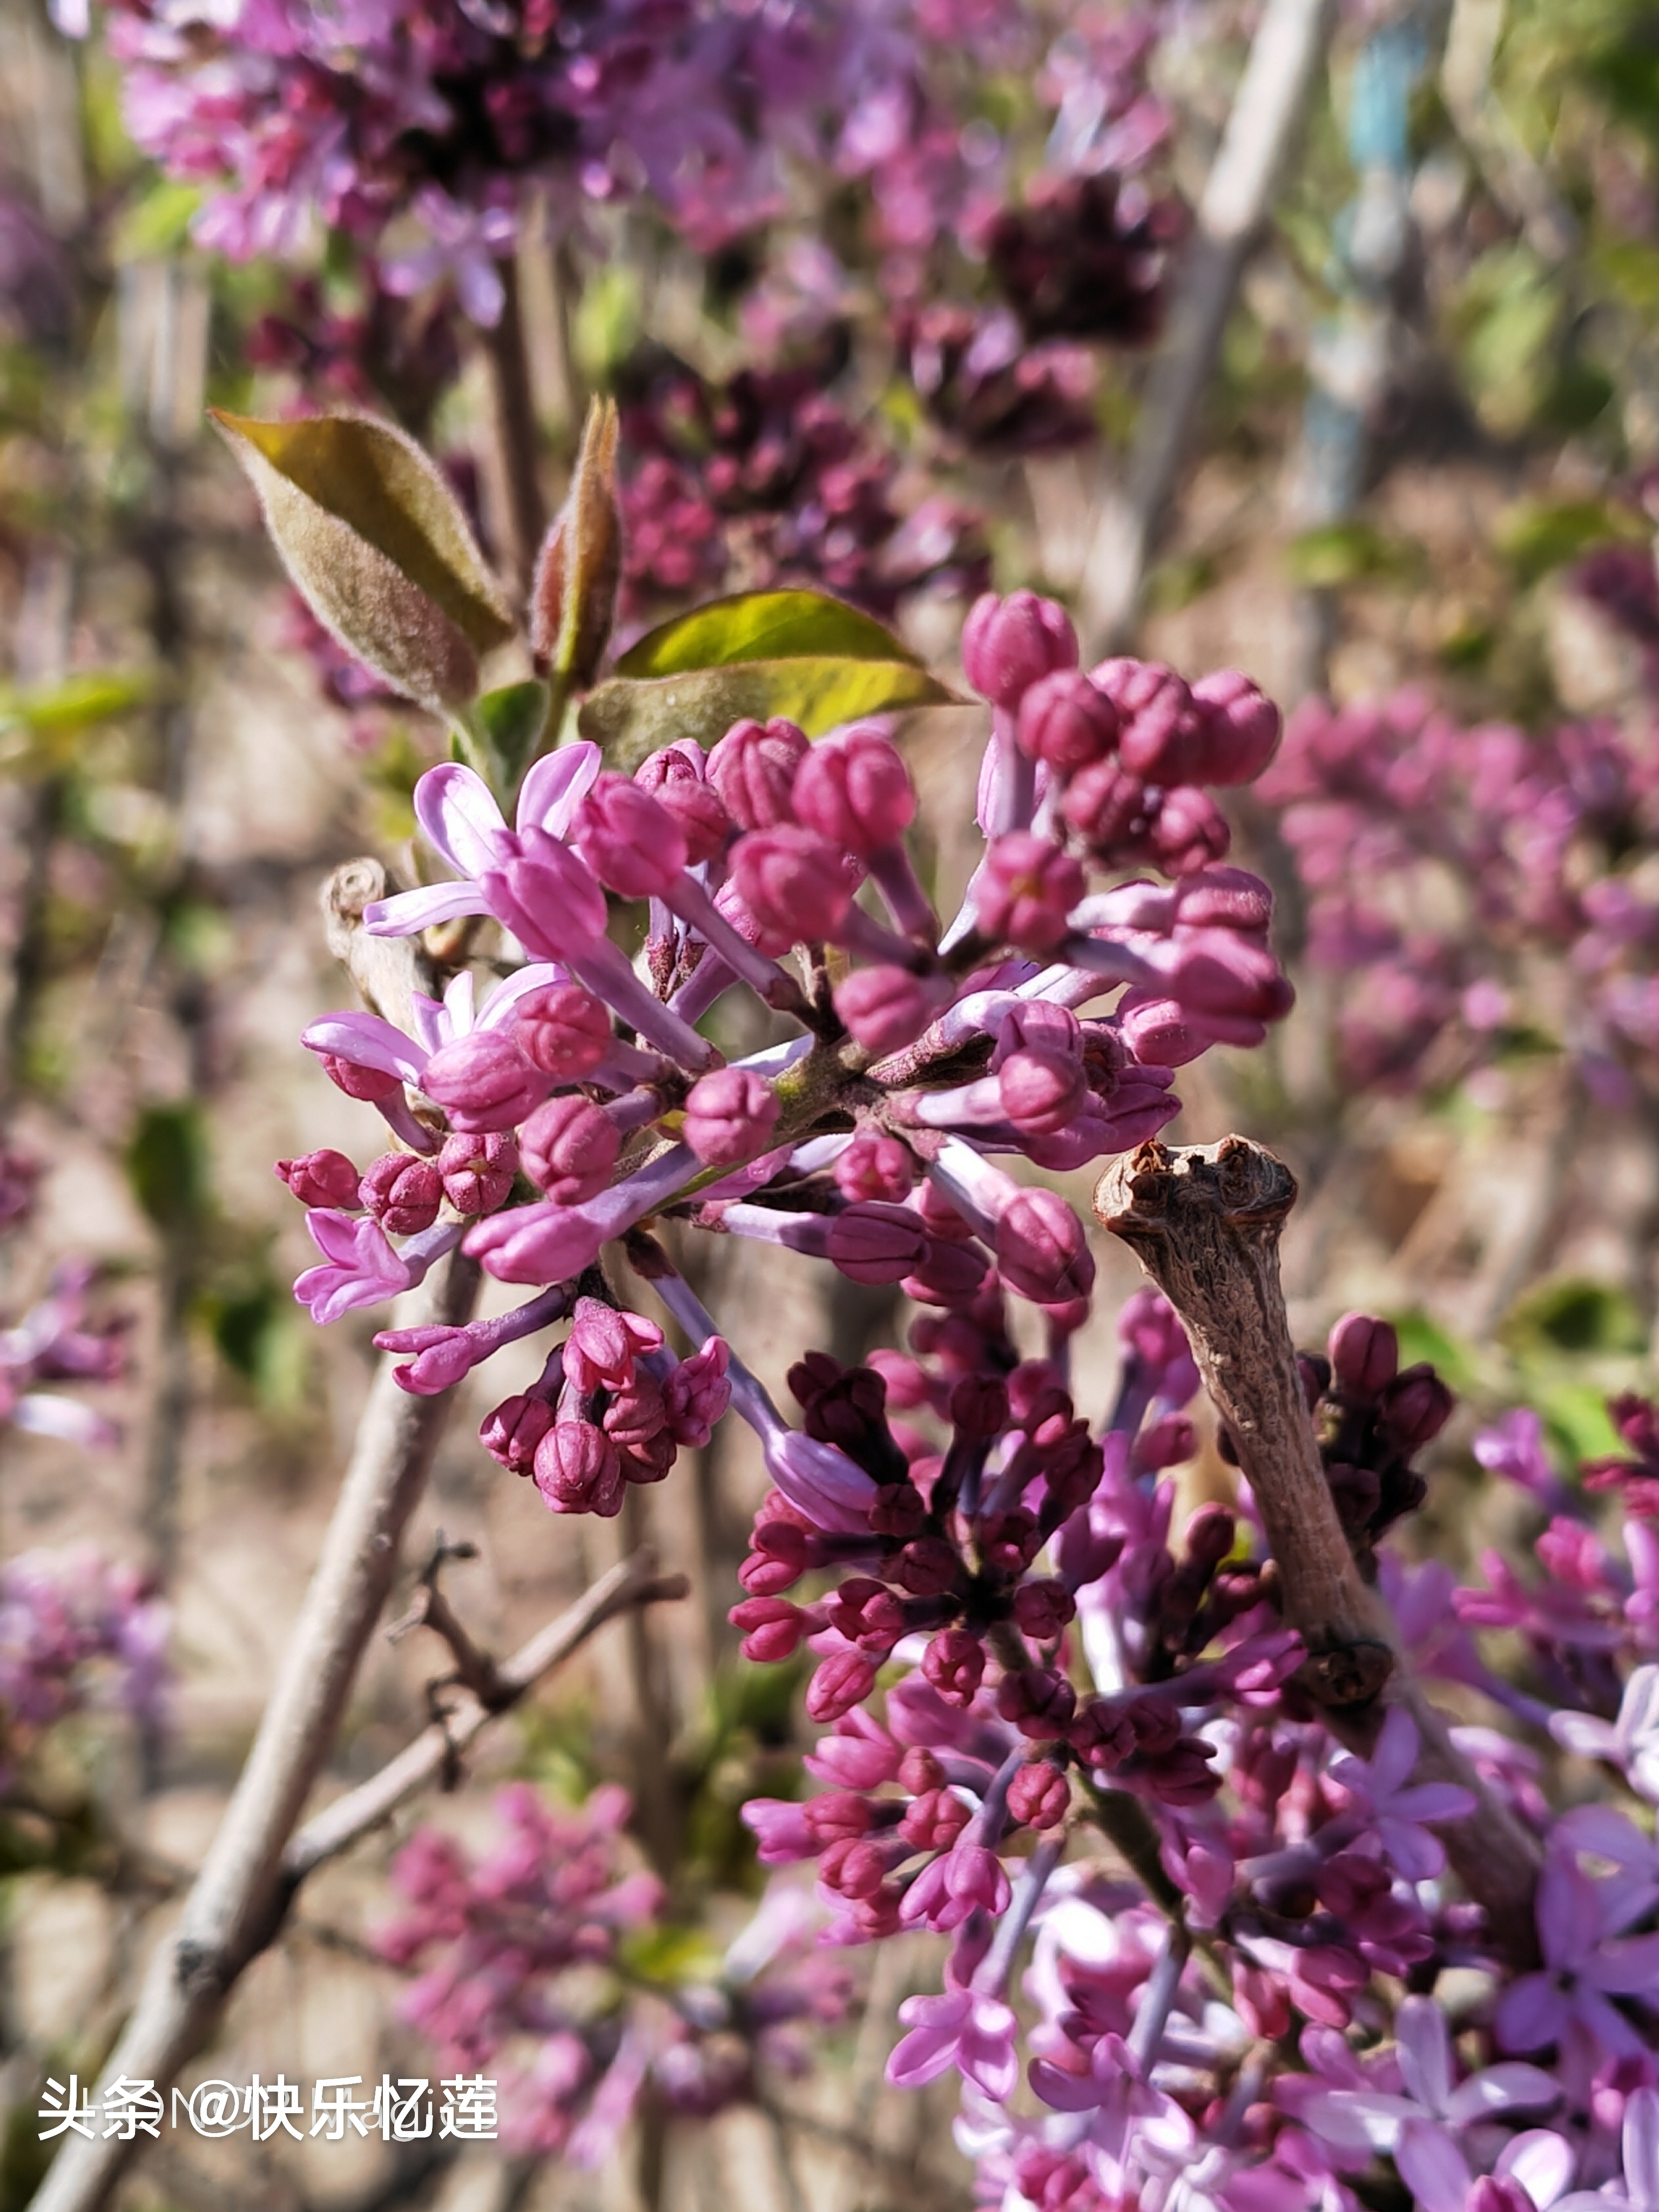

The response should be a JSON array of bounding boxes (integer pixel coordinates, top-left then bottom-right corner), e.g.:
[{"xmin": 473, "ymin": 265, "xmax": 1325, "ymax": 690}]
[
  {"xmin": 1094, "ymin": 1135, "xmax": 1543, "ymax": 1961},
  {"xmin": 283, "ymin": 1549, "xmax": 689, "ymax": 1881},
  {"xmin": 1077, "ymin": 0, "xmax": 1336, "ymax": 651}
]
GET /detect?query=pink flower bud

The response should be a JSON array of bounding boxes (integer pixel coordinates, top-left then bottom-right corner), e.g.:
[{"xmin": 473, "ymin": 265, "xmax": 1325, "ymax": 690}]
[
  {"xmin": 820, "ymin": 1837, "xmax": 893, "ymax": 1897},
  {"xmin": 729, "ymin": 1596, "xmax": 810, "ymax": 1662},
  {"xmin": 1328, "ymin": 1312, "xmax": 1399, "ymax": 1400},
  {"xmin": 899, "ymin": 1840, "xmax": 1010, "ymax": 1931},
  {"xmin": 995, "ymin": 1188, "xmax": 1095, "ymax": 1304},
  {"xmin": 996, "ymin": 1667, "xmax": 1076, "ymax": 1737},
  {"xmin": 320, "ymin": 1053, "xmax": 402, "ymax": 1102},
  {"xmin": 961, "ymin": 590, "xmax": 1078, "ymax": 709},
  {"xmin": 707, "ymin": 717, "xmax": 810, "ymax": 830},
  {"xmin": 804, "ymin": 1789, "xmax": 875, "ymax": 1843},
  {"xmin": 479, "ymin": 1392, "xmax": 555, "ymax": 1473},
  {"xmin": 438, "ymin": 1130, "xmax": 518, "ymax": 1215},
  {"xmin": 922, "ymin": 1626, "xmax": 985, "ymax": 1705},
  {"xmin": 896, "ymin": 1536, "xmax": 962, "ymax": 1597},
  {"xmin": 512, "ymin": 982, "xmax": 613, "ymax": 1081},
  {"xmin": 358, "ymin": 1151, "xmax": 444, "ymax": 1235},
  {"xmin": 826, "ymin": 1203, "xmax": 929, "ymax": 1285},
  {"xmin": 1149, "ymin": 786, "xmax": 1230, "ymax": 875},
  {"xmin": 1190, "ymin": 669, "xmax": 1282, "ymax": 785},
  {"xmin": 663, "ymin": 1337, "xmax": 731, "ymax": 1447},
  {"xmin": 729, "ymin": 825, "xmax": 857, "ymax": 946},
  {"xmin": 1094, "ymin": 659, "xmax": 1202, "ymax": 784},
  {"xmin": 793, "ymin": 724, "xmax": 916, "ymax": 853},
  {"xmin": 974, "ymin": 833, "xmax": 1085, "ymax": 953},
  {"xmin": 806, "ymin": 1650, "xmax": 879, "ymax": 1722},
  {"xmin": 1172, "ymin": 868, "xmax": 1274, "ymax": 933},
  {"xmin": 1115, "ymin": 992, "xmax": 1215, "ymax": 1068},
  {"xmin": 519, "ymin": 1093, "xmax": 621, "ymax": 1203},
  {"xmin": 422, "ymin": 1031, "xmax": 550, "ymax": 1133},
  {"xmin": 1013, "ymin": 1580, "xmax": 1076, "ymax": 1640},
  {"xmin": 826, "ymin": 1575, "xmax": 906, "ymax": 1653},
  {"xmin": 1007, "ymin": 1761, "xmax": 1070, "ymax": 1830},
  {"xmin": 682, "ymin": 1065, "xmax": 780, "ymax": 1166},
  {"xmin": 276, "ymin": 1149, "xmax": 361, "ymax": 1209},
  {"xmin": 903, "ymin": 1239, "xmax": 990, "ymax": 1309},
  {"xmin": 564, "ymin": 1296, "xmax": 663, "ymax": 1393},
  {"xmin": 899, "ymin": 1747, "xmax": 946, "ymax": 1793},
  {"xmin": 996, "ymin": 1046, "xmax": 1088, "ymax": 1135},
  {"xmin": 572, "ymin": 770, "xmax": 687, "ymax": 899},
  {"xmin": 1016, "ymin": 669, "xmax": 1119, "ymax": 772},
  {"xmin": 636, "ymin": 744, "xmax": 729, "ymax": 865},
  {"xmin": 899, "ymin": 1786, "xmax": 972, "ymax": 1851},
  {"xmin": 834, "ymin": 965, "xmax": 949, "ymax": 1053},
  {"xmin": 1060, "ymin": 756, "xmax": 1148, "ymax": 853},
  {"xmin": 834, "ymin": 1128, "xmax": 916, "ymax": 1202},
  {"xmin": 533, "ymin": 1419, "xmax": 625, "ymax": 1516},
  {"xmin": 477, "ymin": 829, "xmax": 609, "ymax": 963}
]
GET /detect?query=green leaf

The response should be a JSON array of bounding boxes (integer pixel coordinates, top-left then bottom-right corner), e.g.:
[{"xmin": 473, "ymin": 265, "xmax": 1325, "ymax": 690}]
[
  {"xmin": 579, "ymin": 656, "xmax": 962, "ymax": 768},
  {"xmin": 1387, "ymin": 1309, "xmax": 1479, "ymax": 1392},
  {"xmin": 1494, "ymin": 498, "xmax": 1644, "ymax": 585},
  {"xmin": 1500, "ymin": 1276, "xmax": 1647, "ymax": 1358},
  {"xmin": 1284, "ymin": 522, "xmax": 1418, "ymax": 590},
  {"xmin": 615, "ymin": 588, "xmax": 927, "ymax": 680},
  {"xmin": 466, "ymin": 680, "xmax": 550, "ymax": 803},
  {"xmin": 1532, "ymin": 1379, "xmax": 1625, "ymax": 1469},
  {"xmin": 212, "ymin": 412, "xmax": 514, "ymax": 711},
  {"xmin": 0, "ymin": 667, "xmax": 152, "ymax": 744},
  {"xmin": 112, "ymin": 178, "xmax": 204, "ymax": 261},
  {"xmin": 125, "ymin": 1102, "xmax": 210, "ymax": 1240}
]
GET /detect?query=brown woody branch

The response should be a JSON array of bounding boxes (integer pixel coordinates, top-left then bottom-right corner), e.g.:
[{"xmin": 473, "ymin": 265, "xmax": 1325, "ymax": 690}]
[{"xmin": 1095, "ymin": 1136, "xmax": 1542, "ymax": 1960}]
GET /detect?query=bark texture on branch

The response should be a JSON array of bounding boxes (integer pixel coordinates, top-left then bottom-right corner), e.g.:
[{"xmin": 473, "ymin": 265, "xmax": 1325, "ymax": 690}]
[{"xmin": 1096, "ymin": 1136, "xmax": 1393, "ymax": 1710}]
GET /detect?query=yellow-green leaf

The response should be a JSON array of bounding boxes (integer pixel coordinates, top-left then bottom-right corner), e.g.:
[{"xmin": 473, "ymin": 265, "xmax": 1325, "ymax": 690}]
[
  {"xmin": 579, "ymin": 656, "xmax": 963, "ymax": 768},
  {"xmin": 532, "ymin": 395, "xmax": 621, "ymax": 690},
  {"xmin": 615, "ymin": 588, "xmax": 926, "ymax": 680}
]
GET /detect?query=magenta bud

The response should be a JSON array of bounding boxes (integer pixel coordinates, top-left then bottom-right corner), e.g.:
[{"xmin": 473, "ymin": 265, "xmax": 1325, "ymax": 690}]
[
  {"xmin": 825, "ymin": 1575, "xmax": 905, "ymax": 1651},
  {"xmin": 729, "ymin": 825, "xmax": 857, "ymax": 946},
  {"xmin": 1172, "ymin": 868, "xmax": 1275, "ymax": 933},
  {"xmin": 707, "ymin": 716, "xmax": 810, "ymax": 830},
  {"xmin": 806, "ymin": 1650, "xmax": 880, "ymax": 1723},
  {"xmin": 922, "ymin": 1626, "xmax": 985, "ymax": 1706},
  {"xmin": 1328, "ymin": 1312, "xmax": 1399, "ymax": 1400},
  {"xmin": 480, "ymin": 1392, "xmax": 556, "ymax": 1474},
  {"xmin": 834, "ymin": 1128, "xmax": 916, "ymax": 1203},
  {"xmin": 974, "ymin": 833, "xmax": 1085, "ymax": 954},
  {"xmin": 1093, "ymin": 658, "xmax": 1202, "ymax": 784},
  {"xmin": 518, "ymin": 1093, "xmax": 621, "ymax": 1204},
  {"xmin": 1115, "ymin": 993, "xmax": 1211, "ymax": 1068},
  {"xmin": 1060, "ymin": 756, "xmax": 1148, "ymax": 852},
  {"xmin": 899, "ymin": 1786, "xmax": 972, "ymax": 1851},
  {"xmin": 1190, "ymin": 669, "xmax": 1282, "ymax": 785},
  {"xmin": 1149, "ymin": 786, "xmax": 1231, "ymax": 875},
  {"xmin": 1013, "ymin": 1580, "xmax": 1076, "ymax": 1640},
  {"xmin": 1015, "ymin": 668, "xmax": 1119, "ymax": 773},
  {"xmin": 949, "ymin": 1374, "xmax": 1009, "ymax": 1440},
  {"xmin": 834, "ymin": 965, "xmax": 947, "ymax": 1053},
  {"xmin": 792, "ymin": 723, "xmax": 916, "ymax": 854},
  {"xmin": 358, "ymin": 1151, "xmax": 444, "ymax": 1235},
  {"xmin": 996, "ymin": 1046, "xmax": 1088, "ymax": 1135},
  {"xmin": 804, "ymin": 1789, "xmax": 876, "ymax": 1843},
  {"xmin": 1007, "ymin": 1760, "xmax": 1070, "ymax": 1830},
  {"xmin": 513, "ymin": 981, "xmax": 613, "ymax": 1081},
  {"xmin": 421, "ymin": 1031, "xmax": 550, "ymax": 1133},
  {"xmin": 996, "ymin": 1667, "xmax": 1076, "ymax": 1738},
  {"xmin": 1376, "ymin": 1364, "xmax": 1454, "ymax": 1451},
  {"xmin": 826, "ymin": 1203, "xmax": 929, "ymax": 1285},
  {"xmin": 319, "ymin": 1053, "xmax": 402, "ymax": 1103},
  {"xmin": 729, "ymin": 1595, "xmax": 810, "ymax": 1663},
  {"xmin": 533, "ymin": 1419, "xmax": 625, "ymax": 1516},
  {"xmin": 682, "ymin": 1065, "xmax": 780, "ymax": 1167},
  {"xmin": 572, "ymin": 769, "xmax": 687, "ymax": 899},
  {"xmin": 1183, "ymin": 1503, "xmax": 1237, "ymax": 1571},
  {"xmin": 995, "ymin": 1188, "xmax": 1096, "ymax": 1304},
  {"xmin": 635, "ymin": 744, "xmax": 729, "ymax": 865},
  {"xmin": 438, "ymin": 1129, "xmax": 518, "ymax": 1215},
  {"xmin": 961, "ymin": 589, "xmax": 1078, "ymax": 709},
  {"xmin": 275, "ymin": 1149, "xmax": 361, "ymax": 1209}
]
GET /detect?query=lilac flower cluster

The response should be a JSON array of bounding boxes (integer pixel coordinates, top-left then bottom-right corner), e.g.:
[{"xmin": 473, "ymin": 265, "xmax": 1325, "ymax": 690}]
[
  {"xmin": 279, "ymin": 591, "xmax": 1292, "ymax": 1537},
  {"xmin": 617, "ymin": 349, "xmax": 990, "ymax": 625},
  {"xmin": 1257, "ymin": 689, "xmax": 1659, "ymax": 1103},
  {"xmin": 376, "ymin": 1782, "xmax": 849, "ymax": 2159},
  {"xmin": 0, "ymin": 1547, "xmax": 168, "ymax": 1783},
  {"xmin": 717, "ymin": 1301, "xmax": 1659, "ymax": 2211},
  {"xmin": 0, "ymin": 1260, "xmax": 126, "ymax": 1452}
]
